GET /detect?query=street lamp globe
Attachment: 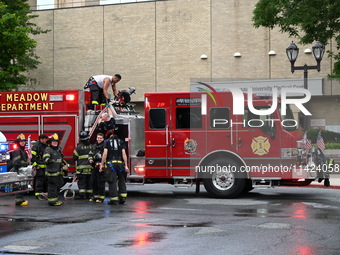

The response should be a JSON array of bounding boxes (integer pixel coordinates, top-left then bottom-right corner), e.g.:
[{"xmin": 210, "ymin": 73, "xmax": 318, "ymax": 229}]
[
  {"xmin": 312, "ymin": 41, "xmax": 325, "ymax": 61},
  {"xmin": 286, "ymin": 42, "xmax": 299, "ymax": 63}
]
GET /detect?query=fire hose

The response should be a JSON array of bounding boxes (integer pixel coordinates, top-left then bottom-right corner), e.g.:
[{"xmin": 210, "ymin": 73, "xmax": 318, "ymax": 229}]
[{"xmin": 60, "ymin": 175, "xmax": 77, "ymax": 200}]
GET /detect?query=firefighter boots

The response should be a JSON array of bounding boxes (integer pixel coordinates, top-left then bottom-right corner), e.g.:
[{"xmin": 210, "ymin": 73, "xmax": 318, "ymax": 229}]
[
  {"xmin": 49, "ymin": 201, "xmax": 63, "ymax": 206},
  {"xmin": 118, "ymin": 197, "xmax": 126, "ymax": 205},
  {"xmin": 16, "ymin": 200, "xmax": 29, "ymax": 206}
]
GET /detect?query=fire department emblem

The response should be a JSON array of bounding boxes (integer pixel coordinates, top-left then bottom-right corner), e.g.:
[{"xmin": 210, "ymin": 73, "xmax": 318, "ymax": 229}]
[
  {"xmin": 184, "ymin": 138, "xmax": 197, "ymax": 155},
  {"xmin": 251, "ymin": 136, "xmax": 270, "ymax": 156}
]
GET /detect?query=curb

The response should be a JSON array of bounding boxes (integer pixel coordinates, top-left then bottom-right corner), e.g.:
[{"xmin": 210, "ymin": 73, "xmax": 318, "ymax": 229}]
[{"xmin": 296, "ymin": 183, "xmax": 340, "ymax": 190}]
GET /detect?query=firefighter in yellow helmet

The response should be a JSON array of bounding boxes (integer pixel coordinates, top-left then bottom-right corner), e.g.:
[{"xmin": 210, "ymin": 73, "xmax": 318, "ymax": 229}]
[
  {"xmin": 12, "ymin": 133, "xmax": 29, "ymax": 206},
  {"xmin": 43, "ymin": 133, "xmax": 64, "ymax": 206}
]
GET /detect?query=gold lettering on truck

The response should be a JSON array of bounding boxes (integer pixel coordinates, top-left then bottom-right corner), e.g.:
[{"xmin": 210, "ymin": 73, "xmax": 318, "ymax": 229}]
[{"xmin": 1, "ymin": 93, "xmax": 54, "ymax": 111}]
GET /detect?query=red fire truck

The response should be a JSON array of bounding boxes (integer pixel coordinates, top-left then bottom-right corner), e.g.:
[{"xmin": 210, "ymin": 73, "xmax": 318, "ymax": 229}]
[
  {"xmin": 139, "ymin": 89, "xmax": 319, "ymax": 198},
  {"xmin": 0, "ymin": 88, "xmax": 317, "ymax": 198}
]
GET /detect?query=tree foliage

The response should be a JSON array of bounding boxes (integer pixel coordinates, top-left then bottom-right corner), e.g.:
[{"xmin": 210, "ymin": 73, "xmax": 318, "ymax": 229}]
[
  {"xmin": 0, "ymin": 0, "xmax": 48, "ymax": 91},
  {"xmin": 252, "ymin": 0, "xmax": 340, "ymax": 77}
]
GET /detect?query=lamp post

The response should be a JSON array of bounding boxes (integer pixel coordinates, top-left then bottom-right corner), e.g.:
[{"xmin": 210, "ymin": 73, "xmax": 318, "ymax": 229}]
[
  {"xmin": 286, "ymin": 41, "xmax": 325, "ymax": 89},
  {"xmin": 286, "ymin": 41, "xmax": 325, "ymax": 129}
]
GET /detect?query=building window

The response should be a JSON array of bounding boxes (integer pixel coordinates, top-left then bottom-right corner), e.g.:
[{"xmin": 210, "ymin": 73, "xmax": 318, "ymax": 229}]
[{"xmin": 37, "ymin": 0, "xmax": 54, "ymax": 10}]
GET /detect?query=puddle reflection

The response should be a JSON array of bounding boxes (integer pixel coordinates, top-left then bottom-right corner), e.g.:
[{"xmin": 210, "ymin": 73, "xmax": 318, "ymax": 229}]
[
  {"xmin": 133, "ymin": 201, "xmax": 152, "ymax": 215},
  {"xmin": 289, "ymin": 245, "xmax": 317, "ymax": 255},
  {"xmin": 290, "ymin": 203, "xmax": 308, "ymax": 219},
  {"xmin": 114, "ymin": 231, "xmax": 166, "ymax": 247}
]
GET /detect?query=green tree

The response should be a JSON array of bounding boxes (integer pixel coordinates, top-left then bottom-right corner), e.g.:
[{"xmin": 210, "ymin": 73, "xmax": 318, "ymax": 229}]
[
  {"xmin": 0, "ymin": 0, "xmax": 48, "ymax": 91},
  {"xmin": 252, "ymin": 0, "xmax": 340, "ymax": 77}
]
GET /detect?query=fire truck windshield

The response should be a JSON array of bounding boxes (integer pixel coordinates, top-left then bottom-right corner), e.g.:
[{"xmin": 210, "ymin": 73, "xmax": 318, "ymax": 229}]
[{"xmin": 279, "ymin": 104, "xmax": 297, "ymax": 132}]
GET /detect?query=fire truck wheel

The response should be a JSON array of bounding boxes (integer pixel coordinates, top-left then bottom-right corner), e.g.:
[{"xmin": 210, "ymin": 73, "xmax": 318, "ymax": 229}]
[
  {"xmin": 241, "ymin": 179, "xmax": 254, "ymax": 194},
  {"xmin": 202, "ymin": 158, "xmax": 246, "ymax": 198}
]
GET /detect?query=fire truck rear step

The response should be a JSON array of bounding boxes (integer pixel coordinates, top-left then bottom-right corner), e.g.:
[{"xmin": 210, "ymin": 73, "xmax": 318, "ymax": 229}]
[
  {"xmin": 127, "ymin": 175, "xmax": 145, "ymax": 185},
  {"xmin": 173, "ymin": 177, "xmax": 194, "ymax": 188},
  {"xmin": 252, "ymin": 179, "xmax": 274, "ymax": 189}
]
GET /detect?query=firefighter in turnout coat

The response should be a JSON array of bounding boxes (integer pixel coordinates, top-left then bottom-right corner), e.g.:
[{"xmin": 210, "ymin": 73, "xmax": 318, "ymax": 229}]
[
  {"xmin": 43, "ymin": 133, "xmax": 64, "ymax": 206},
  {"xmin": 100, "ymin": 134, "xmax": 129, "ymax": 205},
  {"xmin": 88, "ymin": 133, "xmax": 106, "ymax": 202},
  {"xmin": 12, "ymin": 133, "xmax": 29, "ymax": 206},
  {"xmin": 31, "ymin": 134, "xmax": 49, "ymax": 198},
  {"xmin": 73, "ymin": 131, "xmax": 93, "ymax": 199}
]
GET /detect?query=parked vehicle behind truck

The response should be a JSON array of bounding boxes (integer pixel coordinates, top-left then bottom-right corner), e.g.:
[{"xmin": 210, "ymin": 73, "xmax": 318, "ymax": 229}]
[{"xmin": 0, "ymin": 131, "xmax": 34, "ymax": 196}]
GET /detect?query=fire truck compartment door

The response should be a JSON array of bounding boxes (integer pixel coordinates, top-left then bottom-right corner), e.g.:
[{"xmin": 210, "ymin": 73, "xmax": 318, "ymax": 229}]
[{"xmin": 41, "ymin": 115, "xmax": 78, "ymax": 162}]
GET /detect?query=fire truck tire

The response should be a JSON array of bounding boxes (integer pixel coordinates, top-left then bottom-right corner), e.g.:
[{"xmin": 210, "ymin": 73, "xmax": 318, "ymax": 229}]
[
  {"xmin": 241, "ymin": 179, "xmax": 253, "ymax": 194},
  {"xmin": 202, "ymin": 158, "xmax": 246, "ymax": 198}
]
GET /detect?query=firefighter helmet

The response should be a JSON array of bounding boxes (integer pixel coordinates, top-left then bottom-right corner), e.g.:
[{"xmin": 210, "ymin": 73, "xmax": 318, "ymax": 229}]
[
  {"xmin": 16, "ymin": 133, "xmax": 27, "ymax": 142},
  {"xmin": 79, "ymin": 131, "xmax": 89, "ymax": 141},
  {"xmin": 50, "ymin": 133, "xmax": 60, "ymax": 142}
]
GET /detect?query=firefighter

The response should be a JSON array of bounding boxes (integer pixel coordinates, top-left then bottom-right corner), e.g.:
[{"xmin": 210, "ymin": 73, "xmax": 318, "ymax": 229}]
[
  {"xmin": 89, "ymin": 133, "xmax": 106, "ymax": 202},
  {"xmin": 100, "ymin": 134, "xmax": 129, "ymax": 205},
  {"xmin": 12, "ymin": 133, "xmax": 29, "ymax": 206},
  {"xmin": 31, "ymin": 134, "xmax": 49, "ymax": 199},
  {"xmin": 73, "ymin": 131, "xmax": 93, "ymax": 200},
  {"xmin": 84, "ymin": 74, "xmax": 122, "ymax": 109},
  {"xmin": 97, "ymin": 113, "xmax": 115, "ymax": 139},
  {"xmin": 43, "ymin": 133, "xmax": 63, "ymax": 206}
]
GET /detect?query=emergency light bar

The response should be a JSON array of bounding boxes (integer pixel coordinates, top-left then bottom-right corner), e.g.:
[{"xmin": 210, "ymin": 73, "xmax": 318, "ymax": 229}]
[
  {"xmin": 0, "ymin": 143, "xmax": 8, "ymax": 152},
  {"xmin": 66, "ymin": 94, "xmax": 75, "ymax": 101}
]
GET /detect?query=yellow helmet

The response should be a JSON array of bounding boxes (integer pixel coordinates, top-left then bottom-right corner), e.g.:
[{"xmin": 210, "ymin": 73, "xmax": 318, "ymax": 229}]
[
  {"xmin": 16, "ymin": 133, "xmax": 27, "ymax": 142},
  {"xmin": 50, "ymin": 133, "xmax": 60, "ymax": 142}
]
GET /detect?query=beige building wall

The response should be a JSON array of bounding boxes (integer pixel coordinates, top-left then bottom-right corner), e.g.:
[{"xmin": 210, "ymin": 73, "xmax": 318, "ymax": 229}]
[
  {"xmin": 28, "ymin": 0, "xmax": 37, "ymax": 10},
  {"xmin": 27, "ymin": 0, "xmax": 339, "ymax": 126},
  {"xmin": 309, "ymin": 96, "xmax": 340, "ymax": 129}
]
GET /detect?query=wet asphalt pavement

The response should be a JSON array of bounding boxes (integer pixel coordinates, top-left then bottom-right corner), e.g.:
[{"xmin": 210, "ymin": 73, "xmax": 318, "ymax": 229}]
[{"xmin": 1, "ymin": 185, "xmax": 340, "ymax": 255}]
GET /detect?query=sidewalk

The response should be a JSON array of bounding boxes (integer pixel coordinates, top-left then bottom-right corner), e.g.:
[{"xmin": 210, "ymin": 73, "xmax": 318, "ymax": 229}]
[{"xmin": 303, "ymin": 174, "xmax": 340, "ymax": 189}]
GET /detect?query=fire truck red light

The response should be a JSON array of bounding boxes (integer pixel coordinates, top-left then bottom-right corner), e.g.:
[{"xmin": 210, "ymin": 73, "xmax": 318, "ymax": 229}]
[
  {"xmin": 66, "ymin": 94, "xmax": 75, "ymax": 101},
  {"xmin": 135, "ymin": 167, "xmax": 145, "ymax": 173}
]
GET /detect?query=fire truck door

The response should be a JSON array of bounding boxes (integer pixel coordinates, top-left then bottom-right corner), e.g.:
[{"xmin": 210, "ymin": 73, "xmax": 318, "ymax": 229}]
[
  {"xmin": 41, "ymin": 115, "xmax": 78, "ymax": 163},
  {"xmin": 236, "ymin": 108, "xmax": 281, "ymax": 178},
  {"xmin": 170, "ymin": 97, "xmax": 205, "ymax": 177},
  {"xmin": 145, "ymin": 107, "xmax": 171, "ymax": 178}
]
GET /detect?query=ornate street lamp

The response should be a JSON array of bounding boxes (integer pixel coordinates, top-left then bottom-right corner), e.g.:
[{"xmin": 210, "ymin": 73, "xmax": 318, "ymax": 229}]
[
  {"xmin": 286, "ymin": 41, "xmax": 325, "ymax": 88},
  {"xmin": 286, "ymin": 41, "xmax": 325, "ymax": 129},
  {"xmin": 312, "ymin": 41, "xmax": 325, "ymax": 71}
]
